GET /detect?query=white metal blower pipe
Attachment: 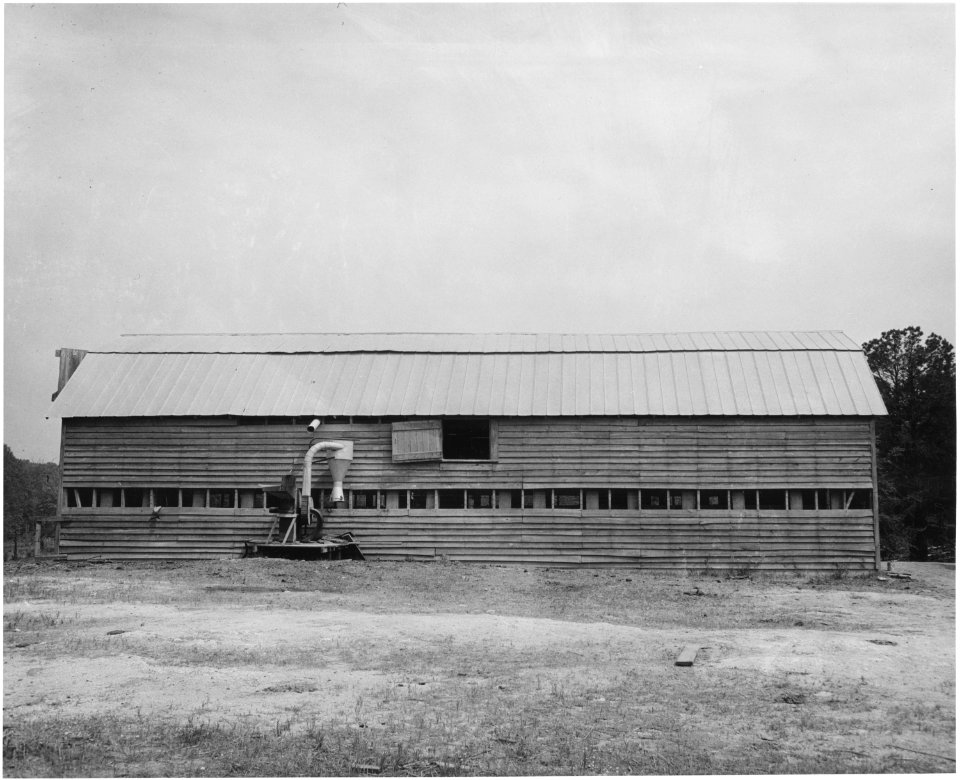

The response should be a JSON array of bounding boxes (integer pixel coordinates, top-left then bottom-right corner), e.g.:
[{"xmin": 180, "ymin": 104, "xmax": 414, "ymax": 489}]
[{"xmin": 302, "ymin": 440, "xmax": 353, "ymax": 506}]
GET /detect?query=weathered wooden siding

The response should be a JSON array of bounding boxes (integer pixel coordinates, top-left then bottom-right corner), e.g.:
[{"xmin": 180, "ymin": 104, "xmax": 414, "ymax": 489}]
[
  {"xmin": 322, "ymin": 510, "xmax": 877, "ymax": 570},
  {"xmin": 61, "ymin": 416, "xmax": 874, "ymax": 489},
  {"xmin": 56, "ymin": 507, "xmax": 876, "ymax": 570},
  {"xmin": 57, "ymin": 415, "xmax": 878, "ymax": 567},
  {"xmin": 57, "ymin": 509, "xmax": 274, "ymax": 560}
]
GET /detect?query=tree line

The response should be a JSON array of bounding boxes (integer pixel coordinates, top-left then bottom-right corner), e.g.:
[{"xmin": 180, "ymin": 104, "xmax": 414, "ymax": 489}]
[
  {"xmin": 3, "ymin": 445, "xmax": 58, "ymax": 558},
  {"xmin": 863, "ymin": 327, "xmax": 956, "ymax": 561}
]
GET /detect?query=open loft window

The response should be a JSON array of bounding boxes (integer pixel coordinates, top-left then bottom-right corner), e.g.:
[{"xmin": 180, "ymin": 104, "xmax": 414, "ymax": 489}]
[
  {"xmin": 442, "ymin": 419, "xmax": 490, "ymax": 460},
  {"xmin": 392, "ymin": 419, "xmax": 494, "ymax": 462}
]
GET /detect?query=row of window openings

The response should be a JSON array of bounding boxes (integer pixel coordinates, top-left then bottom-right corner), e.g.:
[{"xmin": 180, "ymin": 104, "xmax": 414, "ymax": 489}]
[
  {"xmin": 65, "ymin": 487, "xmax": 872, "ymax": 511},
  {"xmin": 65, "ymin": 487, "xmax": 261, "ymax": 510},
  {"xmin": 345, "ymin": 488, "xmax": 872, "ymax": 511}
]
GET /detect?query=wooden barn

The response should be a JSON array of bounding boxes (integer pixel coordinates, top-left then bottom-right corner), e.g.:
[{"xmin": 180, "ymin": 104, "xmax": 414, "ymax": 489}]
[{"xmin": 47, "ymin": 332, "xmax": 887, "ymax": 570}]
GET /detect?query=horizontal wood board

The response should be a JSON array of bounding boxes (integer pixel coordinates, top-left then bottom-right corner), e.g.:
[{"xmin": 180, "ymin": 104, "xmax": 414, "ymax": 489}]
[
  {"xmin": 62, "ymin": 416, "xmax": 875, "ymax": 489},
  {"xmin": 58, "ymin": 508, "xmax": 877, "ymax": 569}
]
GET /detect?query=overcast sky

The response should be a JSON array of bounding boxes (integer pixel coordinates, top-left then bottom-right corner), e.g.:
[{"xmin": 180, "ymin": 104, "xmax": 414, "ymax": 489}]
[{"xmin": 5, "ymin": 3, "xmax": 955, "ymax": 463}]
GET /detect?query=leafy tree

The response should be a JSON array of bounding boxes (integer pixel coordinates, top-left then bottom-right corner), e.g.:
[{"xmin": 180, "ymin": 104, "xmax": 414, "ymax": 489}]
[
  {"xmin": 3, "ymin": 445, "xmax": 58, "ymax": 558},
  {"xmin": 862, "ymin": 327, "xmax": 956, "ymax": 560}
]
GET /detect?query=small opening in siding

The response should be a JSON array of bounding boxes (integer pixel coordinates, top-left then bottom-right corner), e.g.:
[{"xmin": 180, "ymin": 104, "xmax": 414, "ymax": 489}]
[
  {"xmin": 466, "ymin": 490, "xmax": 493, "ymax": 509},
  {"xmin": 699, "ymin": 489, "xmax": 729, "ymax": 510},
  {"xmin": 155, "ymin": 488, "xmax": 180, "ymax": 508},
  {"xmin": 758, "ymin": 490, "xmax": 785, "ymax": 510},
  {"xmin": 351, "ymin": 490, "xmax": 380, "ymax": 509},
  {"xmin": 437, "ymin": 489, "xmax": 465, "ymax": 509},
  {"xmin": 65, "ymin": 488, "xmax": 93, "ymax": 508},
  {"xmin": 553, "ymin": 489, "xmax": 581, "ymax": 509},
  {"xmin": 96, "ymin": 488, "xmax": 120, "ymax": 508},
  {"xmin": 123, "ymin": 488, "xmax": 148, "ymax": 508},
  {"xmin": 208, "ymin": 490, "xmax": 234, "ymax": 509},
  {"xmin": 846, "ymin": 490, "xmax": 872, "ymax": 510},
  {"xmin": 641, "ymin": 489, "xmax": 667, "ymax": 509},
  {"xmin": 522, "ymin": 490, "xmax": 549, "ymax": 509},
  {"xmin": 410, "ymin": 490, "xmax": 434, "ymax": 509}
]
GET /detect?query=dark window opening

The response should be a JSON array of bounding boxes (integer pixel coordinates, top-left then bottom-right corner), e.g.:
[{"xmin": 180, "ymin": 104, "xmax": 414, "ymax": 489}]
[
  {"xmin": 209, "ymin": 490, "xmax": 234, "ymax": 509},
  {"xmin": 352, "ymin": 490, "xmax": 380, "ymax": 509},
  {"xmin": 495, "ymin": 490, "xmax": 522, "ymax": 509},
  {"xmin": 124, "ymin": 488, "xmax": 148, "ymax": 508},
  {"xmin": 846, "ymin": 490, "xmax": 872, "ymax": 510},
  {"xmin": 466, "ymin": 490, "xmax": 493, "ymax": 509},
  {"xmin": 66, "ymin": 487, "xmax": 93, "ymax": 508},
  {"xmin": 238, "ymin": 490, "xmax": 265, "ymax": 509},
  {"xmin": 96, "ymin": 488, "xmax": 121, "ymax": 508},
  {"xmin": 790, "ymin": 489, "xmax": 817, "ymax": 510},
  {"xmin": 155, "ymin": 488, "xmax": 180, "ymax": 508},
  {"xmin": 758, "ymin": 490, "xmax": 786, "ymax": 510},
  {"xmin": 410, "ymin": 490, "xmax": 434, "ymax": 509},
  {"xmin": 442, "ymin": 419, "xmax": 490, "ymax": 460},
  {"xmin": 554, "ymin": 489, "xmax": 581, "ymax": 509},
  {"xmin": 522, "ymin": 489, "xmax": 550, "ymax": 509},
  {"xmin": 379, "ymin": 490, "xmax": 407, "ymax": 509},
  {"xmin": 699, "ymin": 489, "xmax": 729, "ymax": 510},
  {"xmin": 731, "ymin": 490, "xmax": 758, "ymax": 510},
  {"xmin": 610, "ymin": 489, "xmax": 632, "ymax": 510},
  {"xmin": 642, "ymin": 489, "xmax": 667, "ymax": 510},
  {"xmin": 437, "ymin": 489, "xmax": 465, "ymax": 509},
  {"xmin": 824, "ymin": 489, "xmax": 846, "ymax": 510},
  {"xmin": 584, "ymin": 489, "xmax": 609, "ymax": 510}
]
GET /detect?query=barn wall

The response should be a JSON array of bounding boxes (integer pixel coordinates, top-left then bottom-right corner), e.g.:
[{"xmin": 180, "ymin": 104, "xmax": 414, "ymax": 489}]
[
  {"xmin": 61, "ymin": 416, "xmax": 875, "ymax": 489},
  {"xmin": 57, "ymin": 415, "xmax": 878, "ymax": 568}
]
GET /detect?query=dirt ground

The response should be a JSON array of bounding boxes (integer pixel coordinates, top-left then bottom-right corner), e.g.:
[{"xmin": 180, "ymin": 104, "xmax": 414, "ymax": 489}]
[{"xmin": 3, "ymin": 558, "xmax": 956, "ymax": 775}]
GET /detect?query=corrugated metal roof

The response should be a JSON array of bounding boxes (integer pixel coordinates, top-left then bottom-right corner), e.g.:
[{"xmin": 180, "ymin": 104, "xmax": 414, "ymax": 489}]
[
  {"xmin": 49, "ymin": 347, "xmax": 887, "ymax": 418},
  {"xmin": 94, "ymin": 331, "xmax": 863, "ymax": 354}
]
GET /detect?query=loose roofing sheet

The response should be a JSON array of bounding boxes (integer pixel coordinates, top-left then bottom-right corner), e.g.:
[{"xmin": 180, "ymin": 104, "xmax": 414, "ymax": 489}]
[{"xmin": 49, "ymin": 332, "xmax": 887, "ymax": 418}]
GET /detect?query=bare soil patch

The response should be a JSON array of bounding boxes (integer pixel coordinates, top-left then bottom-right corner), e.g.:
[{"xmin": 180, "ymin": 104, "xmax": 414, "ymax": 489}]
[{"xmin": 3, "ymin": 559, "xmax": 955, "ymax": 775}]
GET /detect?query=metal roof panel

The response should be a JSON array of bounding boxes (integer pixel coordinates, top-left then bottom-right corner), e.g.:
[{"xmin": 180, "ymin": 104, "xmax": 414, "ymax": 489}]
[{"xmin": 49, "ymin": 343, "xmax": 887, "ymax": 419}]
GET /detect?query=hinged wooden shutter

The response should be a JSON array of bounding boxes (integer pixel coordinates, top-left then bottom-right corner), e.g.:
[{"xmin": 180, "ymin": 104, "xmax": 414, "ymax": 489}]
[{"xmin": 392, "ymin": 420, "xmax": 443, "ymax": 462}]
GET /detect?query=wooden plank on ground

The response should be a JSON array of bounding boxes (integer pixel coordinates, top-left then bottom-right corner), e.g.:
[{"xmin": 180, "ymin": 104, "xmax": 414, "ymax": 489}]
[{"xmin": 675, "ymin": 645, "xmax": 699, "ymax": 667}]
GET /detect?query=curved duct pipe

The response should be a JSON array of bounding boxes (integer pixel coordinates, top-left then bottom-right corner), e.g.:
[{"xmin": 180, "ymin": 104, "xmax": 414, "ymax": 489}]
[{"xmin": 302, "ymin": 440, "xmax": 354, "ymax": 509}]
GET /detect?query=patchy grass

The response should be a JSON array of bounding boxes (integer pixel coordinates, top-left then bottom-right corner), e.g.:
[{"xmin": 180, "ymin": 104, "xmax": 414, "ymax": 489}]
[
  {"xmin": 3, "ymin": 558, "xmax": 930, "ymax": 622},
  {"xmin": 3, "ymin": 559, "xmax": 955, "ymax": 776},
  {"xmin": 4, "ymin": 690, "xmax": 954, "ymax": 776}
]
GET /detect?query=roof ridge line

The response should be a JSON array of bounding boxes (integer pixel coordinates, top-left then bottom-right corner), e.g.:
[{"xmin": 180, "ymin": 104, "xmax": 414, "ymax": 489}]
[{"xmin": 117, "ymin": 330, "xmax": 850, "ymax": 337}]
